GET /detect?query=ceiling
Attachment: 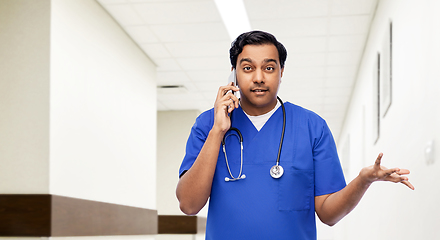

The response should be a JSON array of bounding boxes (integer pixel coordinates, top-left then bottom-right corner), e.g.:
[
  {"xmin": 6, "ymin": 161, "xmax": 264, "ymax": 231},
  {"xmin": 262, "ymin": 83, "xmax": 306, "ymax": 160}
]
[{"xmin": 97, "ymin": 0, "xmax": 378, "ymax": 141}]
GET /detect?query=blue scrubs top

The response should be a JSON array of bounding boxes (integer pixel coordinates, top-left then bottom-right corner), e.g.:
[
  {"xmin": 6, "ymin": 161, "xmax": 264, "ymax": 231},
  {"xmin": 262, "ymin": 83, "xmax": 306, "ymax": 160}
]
[{"xmin": 179, "ymin": 102, "xmax": 346, "ymax": 240}]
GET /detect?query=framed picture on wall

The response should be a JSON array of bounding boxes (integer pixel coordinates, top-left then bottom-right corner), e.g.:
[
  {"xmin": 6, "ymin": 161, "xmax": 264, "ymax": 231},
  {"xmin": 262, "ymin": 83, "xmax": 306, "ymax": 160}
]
[
  {"xmin": 372, "ymin": 52, "xmax": 380, "ymax": 144},
  {"xmin": 380, "ymin": 21, "xmax": 393, "ymax": 117}
]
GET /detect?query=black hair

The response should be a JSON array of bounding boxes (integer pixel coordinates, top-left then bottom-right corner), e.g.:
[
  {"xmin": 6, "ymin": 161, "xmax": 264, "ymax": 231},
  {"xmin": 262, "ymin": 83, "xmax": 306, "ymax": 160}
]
[{"xmin": 229, "ymin": 30, "xmax": 287, "ymax": 69}]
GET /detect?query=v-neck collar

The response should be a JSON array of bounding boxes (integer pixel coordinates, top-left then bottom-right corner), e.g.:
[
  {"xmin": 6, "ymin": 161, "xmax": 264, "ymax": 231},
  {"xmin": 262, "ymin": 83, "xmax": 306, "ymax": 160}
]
[
  {"xmin": 242, "ymin": 100, "xmax": 281, "ymax": 131},
  {"xmin": 231, "ymin": 105, "xmax": 283, "ymax": 149}
]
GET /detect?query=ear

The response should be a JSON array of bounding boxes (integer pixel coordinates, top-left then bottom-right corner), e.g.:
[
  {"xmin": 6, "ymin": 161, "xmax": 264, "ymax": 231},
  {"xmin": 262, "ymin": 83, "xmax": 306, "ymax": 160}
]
[{"xmin": 280, "ymin": 67, "xmax": 284, "ymax": 80}]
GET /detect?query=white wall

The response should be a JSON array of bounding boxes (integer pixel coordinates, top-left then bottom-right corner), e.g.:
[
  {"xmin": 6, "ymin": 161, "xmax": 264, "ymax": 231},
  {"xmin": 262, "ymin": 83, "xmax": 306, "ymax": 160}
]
[
  {"xmin": 157, "ymin": 110, "xmax": 207, "ymax": 240},
  {"xmin": 1, "ymin": 0, "xmax": 157, "ymax": 239},
  {"xmin": 0, "ymin": 0, "xmax": 50, "ymax": 193},
  {"xmin": 157, "ymin": 110, "xmax": 200, "ymax": 215},
  {"xmin": 334, "ymin": 0, "xmax": 440, "ymax": 239},
  {"xmin": 49, "ymin": 0, "xmax": 157, "ymax": 210}
]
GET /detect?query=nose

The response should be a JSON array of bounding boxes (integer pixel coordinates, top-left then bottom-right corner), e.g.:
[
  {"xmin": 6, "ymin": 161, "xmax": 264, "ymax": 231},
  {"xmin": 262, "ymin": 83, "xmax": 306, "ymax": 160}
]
[{"xmin": 253, "ymin": 69, "xmax": 264, "ymax": 84}]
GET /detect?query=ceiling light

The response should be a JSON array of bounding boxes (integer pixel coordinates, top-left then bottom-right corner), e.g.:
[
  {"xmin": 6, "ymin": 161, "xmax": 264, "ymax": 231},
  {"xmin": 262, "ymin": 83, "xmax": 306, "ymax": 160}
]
[
  {"xmin": 157, "ymin": 85, "xmax": 187, "ymax": 94},
  {"xmin": 214, "ymin": 0, "xmax": 252, "ymax": 41}
]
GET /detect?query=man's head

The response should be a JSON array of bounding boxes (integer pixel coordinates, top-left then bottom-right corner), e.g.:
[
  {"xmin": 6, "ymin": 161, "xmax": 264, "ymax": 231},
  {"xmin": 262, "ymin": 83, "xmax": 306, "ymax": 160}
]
[
  {"xmin": 229, "ymin": 31, "xmax": 287, "ymax": 115},
  {"xmin": 229, "ymin": 31, "xmax": 287, "ymax": 70}
]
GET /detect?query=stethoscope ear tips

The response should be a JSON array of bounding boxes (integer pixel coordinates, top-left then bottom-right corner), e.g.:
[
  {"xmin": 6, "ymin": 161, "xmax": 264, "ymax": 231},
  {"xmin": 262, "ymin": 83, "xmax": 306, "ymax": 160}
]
[
  {"xmin": 225, "ymin": 177, "xmax": 230, "ymax": 182},
  {"xmin": 241, "ymin": 174, "xmax": 246, "ymax": 179}
]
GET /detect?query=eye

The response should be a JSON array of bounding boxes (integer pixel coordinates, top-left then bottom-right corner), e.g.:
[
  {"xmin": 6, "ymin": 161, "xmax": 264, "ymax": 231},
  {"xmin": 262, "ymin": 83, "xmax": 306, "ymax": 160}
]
[
  {"xmin": 266, "ymin": 66, "xmax": 274, "ymax": 71},
  {"xmin": 243, "ymin": 66, "xmax": 252, "ymax": 71}
]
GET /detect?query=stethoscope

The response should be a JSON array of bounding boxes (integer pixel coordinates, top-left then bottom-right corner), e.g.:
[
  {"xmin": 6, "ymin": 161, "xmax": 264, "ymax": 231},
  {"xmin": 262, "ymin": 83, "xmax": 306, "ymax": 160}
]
[{"xmin": 222, "ymin": 96, "xmax": 286, "ymax": 182}]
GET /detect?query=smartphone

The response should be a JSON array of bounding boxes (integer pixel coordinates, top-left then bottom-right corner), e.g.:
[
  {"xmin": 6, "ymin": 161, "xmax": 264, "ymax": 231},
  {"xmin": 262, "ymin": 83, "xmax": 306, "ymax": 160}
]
[
  {"xmin": 228, "ymin": 69, "xmax": 236, "ymax": 87},
  {"xmin": 227, "ymin": 69, "xmax": 238, "ymax": 97}
]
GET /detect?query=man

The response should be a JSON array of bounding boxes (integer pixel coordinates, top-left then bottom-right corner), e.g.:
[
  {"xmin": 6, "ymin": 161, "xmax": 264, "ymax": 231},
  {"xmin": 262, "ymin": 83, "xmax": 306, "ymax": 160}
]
[{"xmin": 176, "ymin": 31, "xmax": 413, "ymax": 239}]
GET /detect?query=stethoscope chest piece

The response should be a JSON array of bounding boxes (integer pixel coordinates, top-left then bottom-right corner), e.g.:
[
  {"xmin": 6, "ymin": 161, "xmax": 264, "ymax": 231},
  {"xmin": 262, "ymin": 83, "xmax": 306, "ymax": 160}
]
[{"xmin": 270, "ymin": 165, "xmax": 284, "ymax": 179}]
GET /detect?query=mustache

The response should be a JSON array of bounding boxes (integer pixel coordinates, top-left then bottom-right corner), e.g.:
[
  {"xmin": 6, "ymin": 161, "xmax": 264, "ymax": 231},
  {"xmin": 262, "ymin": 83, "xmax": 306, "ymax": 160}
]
[{"xmin": 250, "ymin": 84, "xmax": 269, "ymax": 91}]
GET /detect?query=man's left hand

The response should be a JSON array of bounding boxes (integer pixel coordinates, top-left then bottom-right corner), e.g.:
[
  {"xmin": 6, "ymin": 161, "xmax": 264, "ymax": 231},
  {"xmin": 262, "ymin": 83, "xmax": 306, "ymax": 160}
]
[{"xmin": 359, "ymin": 153, "xmax": 415, "ymax": 190}]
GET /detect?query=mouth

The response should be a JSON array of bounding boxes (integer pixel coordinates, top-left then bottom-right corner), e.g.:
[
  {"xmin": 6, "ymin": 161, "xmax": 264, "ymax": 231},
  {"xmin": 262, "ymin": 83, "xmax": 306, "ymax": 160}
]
[{"xmin": 251, "ymin": 88, "xmax": 268, "ymax": 93}]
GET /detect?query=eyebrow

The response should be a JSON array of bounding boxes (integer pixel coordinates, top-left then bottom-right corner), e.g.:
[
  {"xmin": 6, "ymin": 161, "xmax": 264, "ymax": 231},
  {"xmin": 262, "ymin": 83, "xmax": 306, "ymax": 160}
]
[
  {"xmin": 239, "ymin": 58, "xmax": 278, "ymax": 65},
  {"xmin": 264, "ymin": 58, "xmax": 278, "ymax": 65}
]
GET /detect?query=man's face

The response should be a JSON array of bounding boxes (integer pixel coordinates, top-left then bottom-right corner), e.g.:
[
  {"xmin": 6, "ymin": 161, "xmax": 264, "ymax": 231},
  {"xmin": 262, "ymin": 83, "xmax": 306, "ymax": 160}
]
[{"xmin": 236, "ymin": 44, "xmax": 284, "ymax": 115}]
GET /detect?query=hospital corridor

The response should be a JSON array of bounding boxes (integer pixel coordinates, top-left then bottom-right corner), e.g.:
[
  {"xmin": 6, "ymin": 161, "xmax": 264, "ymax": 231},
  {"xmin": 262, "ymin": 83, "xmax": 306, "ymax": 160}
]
[{"xmin": 0, "ymin": 0, "xmax": 439, "ymax": 239}]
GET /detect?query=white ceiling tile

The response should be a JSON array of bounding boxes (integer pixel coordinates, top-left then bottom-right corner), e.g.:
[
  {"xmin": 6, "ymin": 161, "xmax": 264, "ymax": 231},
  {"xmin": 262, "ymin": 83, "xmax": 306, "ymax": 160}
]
[
  {"xmin": 321, "ymin": 106, "xmax": 344, "ymax": 115},
  {"xmin": 303, "ymin": 104, "xmax": 323, "ymax": 113},
  {"xmin": 325, "ymin": 77, "xmax": 354, "ymax": 88},
  {"xmin": 134, "ymin": 1, "xmax": 221, "ymax": 24},
  {"xmin": 176, "ymin": 57, "xmax": 230, "ymax": 71},
  {"xmin": 124, "ymin": 25, "xmax": 159, "ymax": 43},
  {"xmin": 323, "ymin": 104, "xmax": 348, "ymax": 113},
  {"xmin": 157, "ymin": 71, "xmax": 190, "ymax": 85},
  {"xmin": 288, "ymin": 66, "xmax": 326, "ymax": 79},
  {"xmin": 157, "ymin": 79, "xmax": 198, "ymax": 92},
  {"xmin": 288, "ymin": 52, "xmax": 327, "ymax": 67},
  {"xmin": 252, "ymin": 17, "xmax": 328, "ymax": 38},
  {"xmin": 186, "ymin": 70, "xmax": 228, "ymax": 82},
  {"xmin": 140, "ymin": 43, "xmax": 172, "ymax": 59},
  {"xmin": 202, "ymin": 90, "xmax": 219, "ymax": 103},
  {"xmin": 280, "ymin": 87, "xmax": 325, "ymax": 98},
  {"xmin": 287, "ymin": 96, "xmax": 324, "ymax": 107},
  {"xmin": 154, "ymin": 58, "xmax": 182, "ymax": 71},
  {"xmin": 327, "ymin": 51, "xmax": 362, "ymax": 65},
  {"xmin": 331, "ymin": 0, "xmax": 377, "ymax": 16},
  {"xmin": 245, "ymin": 0, "xmax": 329, "ymax": 20},
  {"xmin": 192, "ymin": 80, "xmax": 225, "ymax": 92},
  {"xmin": 282, "ymin": 77, "xmax": 325, "ymax": 88},
  {"xmin": 282, "ymin": 37, "xmax": 327, "ymax": 53},
  {"xmin": 328, "ymin": 35, "xmax": 366, "ymax": 51},
  {"xmin": 326, "ymin": 65, "xmax": 357, "ymax": 78},
  {"xmin": 320, "ymin": 111, "xmax": 346, "ymax": 120},
  {"xmin": 101, "ymin": 4, "xmax": 144, "ymax": 26},
  {"xmin": 157, "ymin": 100, "xmax": 168, "ymax": 111},
  {"xmin": 325, "ymin": 87, "xmax": 352, "ymax": 97},
  {"xmin": 182, "ymin": 81, "xmax": 198, "ymax": 92},
  {"xmin": 329, "ymin": 16, "xmax": 371, "ymax": 35},
  {"xmin": 150, "ymin": 23, "xmax": 229, "ymax": 43},
  {"xmin": 99, "ymin": 0, "xmax": 377, "ymax": 143},
  {"xmin": 165, "ymin": 41, "xmax": 230, "ymax": 58},
  {"xmin": 324, "ymin": 96, "xmax": 348, "ymax": 105}
]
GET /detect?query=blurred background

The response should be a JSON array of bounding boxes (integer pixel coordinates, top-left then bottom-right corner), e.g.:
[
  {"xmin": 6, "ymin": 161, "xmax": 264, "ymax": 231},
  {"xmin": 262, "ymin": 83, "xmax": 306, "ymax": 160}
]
[{"xmin": 0, "ymin": 0, "xmax": 438, "ymax": 239}]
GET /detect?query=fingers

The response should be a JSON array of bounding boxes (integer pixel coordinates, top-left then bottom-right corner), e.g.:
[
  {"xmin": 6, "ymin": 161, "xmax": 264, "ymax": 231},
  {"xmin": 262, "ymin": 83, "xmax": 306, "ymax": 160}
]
[
  {"xmin": 383, "ymin": 167, "xmax": 399, "ymax": 176},
  {"xmin": 374, "ymin": 153, "xmax": 383, "ymax": 167},
  {"xmin": 224, "ymin": 93, "xmax": 239, "ymax": 112},
  {"xmin": 216, "ymin": 83, "xmax": 240, "ymax": 112},
  {"xmin": 396, "ymin": 168, "xmax": 410, "ymax": 175},
  {"xmin": 216, "ymin": 82, "xmax": 240, "ymax": 101},
  {"xmin": 384, "ymin": 171, "xmax": 415, "ymax": 190},
  {"xmin": 370, "ymin": 152, "xmax": 415, "ymax": 190},
  {"xmin": 402, "ymin": 180, "xmax": 415, "ymax": 190},
  {"xmin": 387, "ymin": 172, "xmax": 405, "ymax": 182}
]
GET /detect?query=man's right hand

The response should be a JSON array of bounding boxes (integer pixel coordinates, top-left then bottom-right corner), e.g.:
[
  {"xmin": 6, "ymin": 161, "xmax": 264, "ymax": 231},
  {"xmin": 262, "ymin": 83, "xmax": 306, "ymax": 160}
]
[{"xmin": 212, "ymin": 82, "xmax": 240, "ymax": 135}]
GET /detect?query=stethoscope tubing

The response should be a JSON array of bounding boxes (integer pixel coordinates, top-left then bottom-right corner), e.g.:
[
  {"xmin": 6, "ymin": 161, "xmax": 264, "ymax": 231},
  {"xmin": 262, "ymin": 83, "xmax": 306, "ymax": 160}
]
[
  {"xmin": 276, "ymin": 96, "xmax": 286, "ymax": 166},
  {"xmin": 222, "ymin": 96, "xmax": 286, "ymax": 181},
  {"xmin": 222, "ymin": 128, "xmax": 244, "ymax": 181}
]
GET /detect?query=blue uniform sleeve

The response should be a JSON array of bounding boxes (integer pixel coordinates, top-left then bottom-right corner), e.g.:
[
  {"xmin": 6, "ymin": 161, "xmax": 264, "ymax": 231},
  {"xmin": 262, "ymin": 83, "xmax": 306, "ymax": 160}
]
[
  {"xmin": 179, "ymin": 110, "xmax": 214, "ymax": 177},
  {"xmin": 313, "ymin": 120, "xmax": 346, "ymax": 196}
]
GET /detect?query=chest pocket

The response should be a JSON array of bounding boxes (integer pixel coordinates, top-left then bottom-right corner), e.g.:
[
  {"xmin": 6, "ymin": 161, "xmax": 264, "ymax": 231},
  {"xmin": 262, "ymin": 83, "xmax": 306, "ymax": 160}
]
[{"xmin": 278, "ymin": 168, "xmax": 314, "ymax": 211}]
